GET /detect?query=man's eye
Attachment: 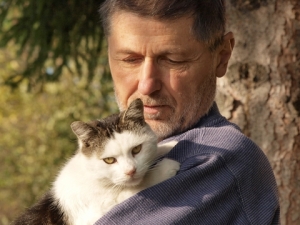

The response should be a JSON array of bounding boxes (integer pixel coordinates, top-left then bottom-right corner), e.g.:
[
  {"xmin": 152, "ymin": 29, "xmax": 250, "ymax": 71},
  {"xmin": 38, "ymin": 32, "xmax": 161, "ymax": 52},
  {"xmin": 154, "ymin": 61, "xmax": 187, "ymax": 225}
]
[
  {"xmin": 167, "ymin": 59, "xmax": 185, "ymax": 64},
  {"xmin": 122, "ymin": 57, "xmax": 142, "ymax": 64},
  {"xmin": 159, "ymin": 56, "xmax": 185, "ymax": 65},
  {"xmin": 123, "ymin": 58, "xmax": 136, "ymax": 63}
]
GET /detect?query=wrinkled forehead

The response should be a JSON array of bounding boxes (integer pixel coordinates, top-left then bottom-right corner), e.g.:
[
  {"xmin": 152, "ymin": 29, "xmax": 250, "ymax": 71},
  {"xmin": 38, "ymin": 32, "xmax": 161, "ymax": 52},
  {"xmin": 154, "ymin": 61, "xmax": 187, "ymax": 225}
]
[
  {"xmin": 107, "ymin": 8, "xmax": 194, "ymax": 36},
  {"xmin": 108, "ymin": 11, "xmax": 196, "ymax": 46}
]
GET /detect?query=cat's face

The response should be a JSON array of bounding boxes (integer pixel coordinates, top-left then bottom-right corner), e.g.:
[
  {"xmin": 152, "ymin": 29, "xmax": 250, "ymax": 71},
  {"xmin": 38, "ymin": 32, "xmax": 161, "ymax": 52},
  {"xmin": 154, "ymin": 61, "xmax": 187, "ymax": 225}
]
[
  {"xmin": 71, "ymin": 98, "xmax": 158, "ymax": 187},
  {"xmin": 90, "ymin": 128, "xmax": 157, "ymax": 186}
]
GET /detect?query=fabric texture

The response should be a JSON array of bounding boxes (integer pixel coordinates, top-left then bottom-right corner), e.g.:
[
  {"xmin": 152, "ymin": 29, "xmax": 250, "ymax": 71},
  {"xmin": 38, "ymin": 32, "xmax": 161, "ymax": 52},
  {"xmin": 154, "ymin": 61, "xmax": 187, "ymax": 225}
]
[{"xmin": 94, "ymin": 103, "xmax": 280, "ymax": 225}]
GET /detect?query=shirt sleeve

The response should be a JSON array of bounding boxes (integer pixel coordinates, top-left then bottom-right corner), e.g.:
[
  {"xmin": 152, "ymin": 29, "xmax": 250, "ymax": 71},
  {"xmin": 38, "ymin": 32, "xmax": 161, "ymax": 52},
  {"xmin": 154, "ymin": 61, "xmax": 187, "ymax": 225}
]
[{"xmin": 94, "ymin": 140, "xmax": 280, "ymax": 225}]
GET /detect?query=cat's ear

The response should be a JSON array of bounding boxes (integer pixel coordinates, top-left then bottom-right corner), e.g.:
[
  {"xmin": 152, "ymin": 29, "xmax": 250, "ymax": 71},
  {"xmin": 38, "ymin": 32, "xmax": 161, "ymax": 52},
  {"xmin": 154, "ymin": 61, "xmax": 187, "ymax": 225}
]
[
  {"xmin": 71, "ymin": 121, "xmax": 97, "ymax": 142},
  {"xmin": 121, "ymin": 98, "xmax": 145, "ymax": 124}
]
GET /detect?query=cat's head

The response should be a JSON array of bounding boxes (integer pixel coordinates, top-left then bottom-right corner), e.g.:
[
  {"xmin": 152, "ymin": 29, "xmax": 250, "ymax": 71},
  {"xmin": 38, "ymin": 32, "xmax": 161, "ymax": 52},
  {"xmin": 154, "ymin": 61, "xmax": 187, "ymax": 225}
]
[{"xmin": 71, "ymin": 98, "xmax": 158, "ymax": 187}]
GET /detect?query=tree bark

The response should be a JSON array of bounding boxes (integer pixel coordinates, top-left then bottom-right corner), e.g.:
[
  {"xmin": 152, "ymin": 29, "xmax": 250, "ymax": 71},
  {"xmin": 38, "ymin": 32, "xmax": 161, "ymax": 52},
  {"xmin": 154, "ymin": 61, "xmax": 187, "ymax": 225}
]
[{"xmin": 216, "ymin": 0, "xmax": 300, "ymax": 224}]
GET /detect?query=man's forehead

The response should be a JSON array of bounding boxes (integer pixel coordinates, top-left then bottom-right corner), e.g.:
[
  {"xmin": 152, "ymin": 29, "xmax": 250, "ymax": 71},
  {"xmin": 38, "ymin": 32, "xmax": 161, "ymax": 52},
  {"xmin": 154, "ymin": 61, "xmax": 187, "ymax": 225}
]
[
  {"xmin": 107, "ymin": 12, "xmax": 206, "ymax": 56},
  {"xmin": 108, "ymin": 11, "xmax": 196, "ymax": 42},
  {"xmin": 109, "ymin": 10, "xmax": 194, "ymax": 30}
]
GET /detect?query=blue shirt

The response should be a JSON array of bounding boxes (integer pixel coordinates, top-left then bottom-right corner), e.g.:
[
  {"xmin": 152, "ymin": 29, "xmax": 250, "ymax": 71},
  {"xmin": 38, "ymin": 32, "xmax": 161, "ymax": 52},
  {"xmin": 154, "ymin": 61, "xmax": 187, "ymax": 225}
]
[{"xmin": 94, "ymin": 103, "xmax": 280, "ymax": 224}]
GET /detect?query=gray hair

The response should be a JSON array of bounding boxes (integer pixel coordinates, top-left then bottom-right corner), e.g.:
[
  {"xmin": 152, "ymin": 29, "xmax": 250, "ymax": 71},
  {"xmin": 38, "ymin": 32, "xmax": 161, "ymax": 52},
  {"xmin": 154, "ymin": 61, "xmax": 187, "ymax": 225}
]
[{"xmin": 99, "ymin": 0, "xmax": 226, "ymax": 51}]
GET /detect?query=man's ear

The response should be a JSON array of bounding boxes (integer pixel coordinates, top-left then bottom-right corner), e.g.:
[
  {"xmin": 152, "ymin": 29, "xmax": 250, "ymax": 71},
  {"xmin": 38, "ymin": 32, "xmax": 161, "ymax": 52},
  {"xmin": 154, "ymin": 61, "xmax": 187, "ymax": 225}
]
[{"xmin": 216, "ymin": 32, "xmax": 235, "ymax": 78}]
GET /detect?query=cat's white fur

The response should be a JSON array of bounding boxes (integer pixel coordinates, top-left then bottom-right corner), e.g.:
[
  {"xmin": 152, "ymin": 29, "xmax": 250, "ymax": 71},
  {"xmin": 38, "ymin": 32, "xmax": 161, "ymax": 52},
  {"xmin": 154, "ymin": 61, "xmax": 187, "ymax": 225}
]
[{"xmin": 53, "ymin": 130, "xmax": 179, "ymax": 225}]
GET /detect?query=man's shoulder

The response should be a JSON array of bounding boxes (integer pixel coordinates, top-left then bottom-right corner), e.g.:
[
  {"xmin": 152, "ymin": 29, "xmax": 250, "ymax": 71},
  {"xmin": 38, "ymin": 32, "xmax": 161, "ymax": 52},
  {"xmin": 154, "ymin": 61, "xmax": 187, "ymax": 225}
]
[
  {"xmin": 164, "ymin": 104, "xmax": 270, "ymax": 176},
  {"xmin": 176, "ymin": 114, "xmax": 256, "ymax": 155},
  {"xmin": 167, "ymin": 115, "xmax": 270, "ymax": 177}
]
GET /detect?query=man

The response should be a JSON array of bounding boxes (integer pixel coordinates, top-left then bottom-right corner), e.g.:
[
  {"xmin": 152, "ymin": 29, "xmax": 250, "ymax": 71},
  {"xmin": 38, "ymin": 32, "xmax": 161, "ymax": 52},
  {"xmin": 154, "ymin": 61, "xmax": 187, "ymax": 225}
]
[{"xmin": 95, "ymin": 0, "xmax": 280, "ymax": 224}]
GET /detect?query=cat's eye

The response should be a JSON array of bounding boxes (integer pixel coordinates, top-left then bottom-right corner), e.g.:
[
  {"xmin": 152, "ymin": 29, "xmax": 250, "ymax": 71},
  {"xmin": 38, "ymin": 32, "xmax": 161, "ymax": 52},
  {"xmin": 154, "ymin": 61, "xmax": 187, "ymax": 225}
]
[
  {"xmin": 132, "ymin": 145, "xmax": 142, "ymax": 156},
  {"xmin": 103, "ymin": 157, "xmax": 117, "ymax": 164}
]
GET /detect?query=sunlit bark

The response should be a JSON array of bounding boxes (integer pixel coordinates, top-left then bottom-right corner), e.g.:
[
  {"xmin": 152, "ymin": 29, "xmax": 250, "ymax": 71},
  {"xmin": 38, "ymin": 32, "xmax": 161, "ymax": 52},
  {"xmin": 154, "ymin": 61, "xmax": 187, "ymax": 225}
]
[{"xmin": 216, "ymin": 1, "xmax": 300, "ymax": 224}]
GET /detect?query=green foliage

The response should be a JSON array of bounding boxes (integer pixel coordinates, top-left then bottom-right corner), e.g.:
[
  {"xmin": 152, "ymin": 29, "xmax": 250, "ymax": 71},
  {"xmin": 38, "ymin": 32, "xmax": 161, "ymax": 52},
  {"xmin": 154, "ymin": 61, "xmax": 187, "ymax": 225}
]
[
  {"xmin": 0, "ymin": 0, "xmax": 106, "ymax": 88},
  {"xmin": 0, "ymin": 1, "xmax": 119, "ymax": 223},
  {"xmin": 0, "ymin": 48, "xmax": 118, "ymax": 224}
]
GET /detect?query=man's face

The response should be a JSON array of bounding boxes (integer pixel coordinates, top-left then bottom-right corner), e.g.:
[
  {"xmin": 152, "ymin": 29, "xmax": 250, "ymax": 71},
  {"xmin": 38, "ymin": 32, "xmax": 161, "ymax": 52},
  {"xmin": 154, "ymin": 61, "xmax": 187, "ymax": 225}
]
[{"xmin": 108, "ymin": 12, "xmax": 222, "ymax": 140}]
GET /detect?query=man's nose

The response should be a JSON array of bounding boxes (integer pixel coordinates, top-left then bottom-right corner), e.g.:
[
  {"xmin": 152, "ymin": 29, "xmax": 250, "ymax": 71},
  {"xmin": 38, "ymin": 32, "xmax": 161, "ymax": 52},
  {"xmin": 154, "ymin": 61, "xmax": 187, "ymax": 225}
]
[{"xmin": 138, "ymin": 58, "xmax": 162, "ymax": 95}]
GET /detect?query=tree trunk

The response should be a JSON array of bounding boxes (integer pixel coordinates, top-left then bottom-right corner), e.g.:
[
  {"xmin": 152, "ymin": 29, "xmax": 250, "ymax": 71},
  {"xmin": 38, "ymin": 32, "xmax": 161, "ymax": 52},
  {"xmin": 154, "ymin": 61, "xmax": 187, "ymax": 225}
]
[{"xmin": 216, "ymin": 0, "xmax": 300, "ymax": 224}]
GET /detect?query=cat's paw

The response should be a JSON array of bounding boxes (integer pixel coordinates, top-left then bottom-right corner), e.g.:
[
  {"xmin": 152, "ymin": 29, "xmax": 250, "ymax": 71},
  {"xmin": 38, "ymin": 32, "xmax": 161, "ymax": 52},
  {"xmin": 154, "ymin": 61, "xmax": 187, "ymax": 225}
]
[
  {"xmin": 157, "ymin": 141, "xmax": 178, "ymax": 156},
  {"xmin": 143, "ymin": 158, "xmax": 180, "ymax": 187},
  {"xmin": 157, "ymin": 158, "xmax": 180, "ymax": 179}
]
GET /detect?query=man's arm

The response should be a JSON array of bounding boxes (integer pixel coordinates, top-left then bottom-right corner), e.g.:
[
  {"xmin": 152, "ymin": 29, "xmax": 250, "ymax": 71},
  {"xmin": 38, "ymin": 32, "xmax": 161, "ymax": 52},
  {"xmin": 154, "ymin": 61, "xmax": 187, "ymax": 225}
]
[{"xmin": 94, "ymin": 140, "xmax": 280, "ymax": 225}]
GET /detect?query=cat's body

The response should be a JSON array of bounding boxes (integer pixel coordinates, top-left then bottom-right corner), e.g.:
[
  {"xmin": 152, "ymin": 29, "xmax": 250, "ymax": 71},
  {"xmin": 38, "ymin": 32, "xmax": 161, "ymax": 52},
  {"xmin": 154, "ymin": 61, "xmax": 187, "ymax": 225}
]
[{"xmin": 13, "ymin": 99, "xmax": 180, "ymax": 225}]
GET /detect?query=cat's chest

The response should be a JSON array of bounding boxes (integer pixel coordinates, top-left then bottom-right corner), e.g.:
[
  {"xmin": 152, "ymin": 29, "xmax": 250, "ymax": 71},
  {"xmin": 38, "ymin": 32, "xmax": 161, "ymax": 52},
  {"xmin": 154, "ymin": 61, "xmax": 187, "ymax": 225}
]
[
  {"xmin": 54, "ymin": 157, "xmax": 122, "ymax": 225},
  {"xmin": 71, "ymin": 200, "xmax": 113, "ymax": 225},
  {"xmin": 63, "ymin": 187, "xmax": 120, "ymax": 225}
]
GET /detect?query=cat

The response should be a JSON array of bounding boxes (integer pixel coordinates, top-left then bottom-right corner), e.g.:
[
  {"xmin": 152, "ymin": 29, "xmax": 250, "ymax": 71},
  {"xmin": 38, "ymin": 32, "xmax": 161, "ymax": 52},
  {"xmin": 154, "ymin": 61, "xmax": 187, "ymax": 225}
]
[{"xmin": 13, "ymin": 98, "xmax": 180, "ymax": 225}]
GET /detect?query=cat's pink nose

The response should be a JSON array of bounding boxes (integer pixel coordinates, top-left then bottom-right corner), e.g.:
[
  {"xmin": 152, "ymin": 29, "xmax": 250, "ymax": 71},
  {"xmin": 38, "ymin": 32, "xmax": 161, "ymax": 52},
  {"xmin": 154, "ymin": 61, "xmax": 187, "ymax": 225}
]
[{"xmin": 125, "ymin": 168, "xmax": 136, "ymax": 177}]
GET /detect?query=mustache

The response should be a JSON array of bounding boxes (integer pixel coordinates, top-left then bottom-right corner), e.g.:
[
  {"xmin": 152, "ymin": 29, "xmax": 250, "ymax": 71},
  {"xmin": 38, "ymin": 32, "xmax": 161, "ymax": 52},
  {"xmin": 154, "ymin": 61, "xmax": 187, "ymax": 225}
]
[
  {"xmin": 114, "ymin": 89, "xmax": 176, "ymax": 111},
  {"xmin": 138, "ymin": 95, "xmax": 175, "ymax": 107}
]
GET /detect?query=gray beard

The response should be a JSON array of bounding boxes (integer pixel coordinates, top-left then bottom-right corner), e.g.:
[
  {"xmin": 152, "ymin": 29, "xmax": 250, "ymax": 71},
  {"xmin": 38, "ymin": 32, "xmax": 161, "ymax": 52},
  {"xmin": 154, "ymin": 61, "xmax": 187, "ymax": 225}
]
[{"xmin": 114, "ymin": 74, "xmax": 216, "ymax": 140}]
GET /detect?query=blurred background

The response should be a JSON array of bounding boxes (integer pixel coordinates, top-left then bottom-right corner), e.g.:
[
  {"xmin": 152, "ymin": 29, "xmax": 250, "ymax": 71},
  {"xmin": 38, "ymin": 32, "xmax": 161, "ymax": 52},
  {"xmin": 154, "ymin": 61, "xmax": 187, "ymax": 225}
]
[
  {"xmin": 0, "ymin": 0, "xmax": 299, "ymax": 225},
  {"xmin": 0, "ymin": 1, "xmax": 118, "ymax": 224}
]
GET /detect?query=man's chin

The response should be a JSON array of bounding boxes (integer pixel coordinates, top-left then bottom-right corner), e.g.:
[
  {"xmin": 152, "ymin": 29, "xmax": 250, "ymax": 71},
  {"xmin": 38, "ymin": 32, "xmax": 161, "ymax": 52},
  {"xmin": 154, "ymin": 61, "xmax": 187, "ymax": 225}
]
[
  {"xmin": 145, "ymin": 118, "xmax": 162, "ymax": 127},
  {"xmin": 145, "ymin": 119, "xmax": 177, "ymax": 140}
]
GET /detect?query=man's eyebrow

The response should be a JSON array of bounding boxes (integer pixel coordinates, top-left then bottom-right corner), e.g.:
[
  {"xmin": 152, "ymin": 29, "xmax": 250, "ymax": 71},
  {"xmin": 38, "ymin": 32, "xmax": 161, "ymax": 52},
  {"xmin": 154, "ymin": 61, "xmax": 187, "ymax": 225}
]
[
  {"xmin": 113, "ymin": 47, "xmax": 158, "ymax": 55},
  {"xmin": 114, "ymin": 49, "xmax": 137, "ymax": 54},
  {"xmin": 113, "ymin": 49, "xmax": 189, "ymax": 56}
]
